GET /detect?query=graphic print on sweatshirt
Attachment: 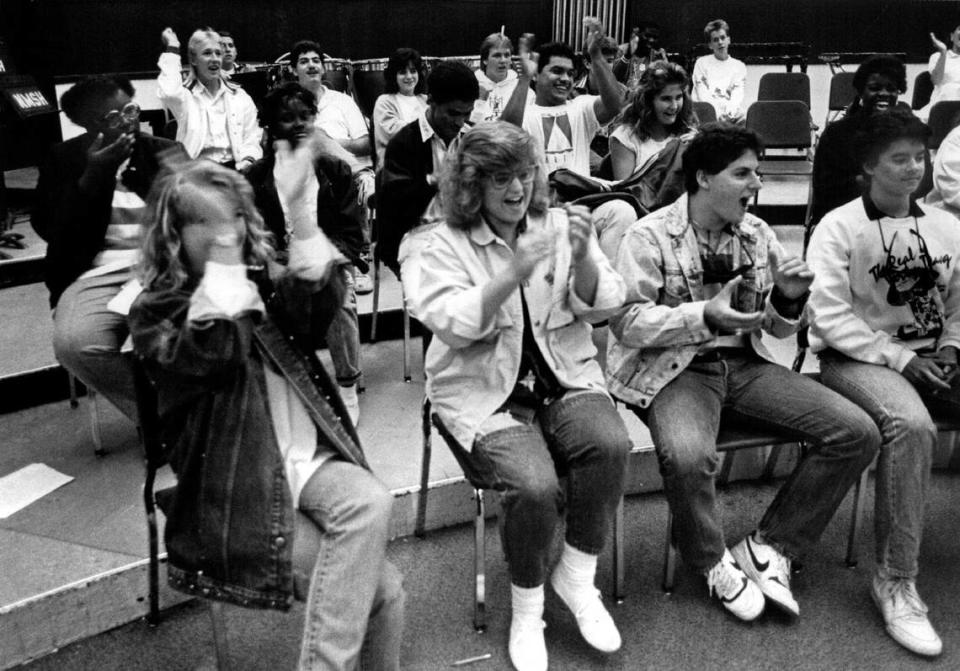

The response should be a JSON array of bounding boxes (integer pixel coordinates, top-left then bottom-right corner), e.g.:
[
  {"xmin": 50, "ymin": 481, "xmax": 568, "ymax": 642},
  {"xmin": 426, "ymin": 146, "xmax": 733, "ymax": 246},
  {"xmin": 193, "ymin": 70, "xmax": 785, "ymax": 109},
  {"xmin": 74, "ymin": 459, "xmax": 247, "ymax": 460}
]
[
  {"xmin": 542, "ymin": 113, "xmax": 574, "ymax": 171},
  {"xmin": 869, "ymin": 226, "xmax": 949, "ymax": 340}
]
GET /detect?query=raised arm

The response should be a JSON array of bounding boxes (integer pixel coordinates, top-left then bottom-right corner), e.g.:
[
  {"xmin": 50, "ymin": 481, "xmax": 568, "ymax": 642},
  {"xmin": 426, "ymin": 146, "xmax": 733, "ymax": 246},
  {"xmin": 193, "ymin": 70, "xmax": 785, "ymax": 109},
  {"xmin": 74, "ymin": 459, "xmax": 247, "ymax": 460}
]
[{"xmin": 585, "ymin": 27, "xmax": 626, "ymax": 124}]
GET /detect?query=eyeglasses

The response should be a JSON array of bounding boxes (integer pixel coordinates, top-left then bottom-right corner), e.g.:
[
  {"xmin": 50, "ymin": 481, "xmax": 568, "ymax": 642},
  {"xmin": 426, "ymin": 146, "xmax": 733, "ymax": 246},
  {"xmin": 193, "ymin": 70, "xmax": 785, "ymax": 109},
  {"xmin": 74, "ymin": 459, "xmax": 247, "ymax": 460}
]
[
  {"xmin": 100, "ymin": 102, "xmax": 141, "ymax": 129},
  {"xmin": 487, "ymin": 167, "xmax": 537, "ymax": 188}
]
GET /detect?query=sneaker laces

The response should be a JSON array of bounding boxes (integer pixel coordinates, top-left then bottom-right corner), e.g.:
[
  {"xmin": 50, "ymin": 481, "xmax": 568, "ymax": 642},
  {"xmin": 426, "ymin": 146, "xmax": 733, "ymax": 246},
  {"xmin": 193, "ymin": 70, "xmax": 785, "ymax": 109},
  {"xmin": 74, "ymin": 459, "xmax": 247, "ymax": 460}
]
[
  {"xmin": 885, "ymin": 579, "xmax": 929, "ymax": 617},
  {"xmin": 707, "ymin": 559, "xmax": 742, "ymax": 599}
]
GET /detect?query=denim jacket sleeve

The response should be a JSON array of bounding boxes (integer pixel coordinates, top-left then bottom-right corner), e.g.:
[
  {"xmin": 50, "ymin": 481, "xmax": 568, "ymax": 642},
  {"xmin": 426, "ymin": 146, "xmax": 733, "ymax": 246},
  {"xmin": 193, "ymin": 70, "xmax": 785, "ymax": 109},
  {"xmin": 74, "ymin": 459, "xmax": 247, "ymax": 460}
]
[
  {"xmin": 417, "ymin": 230, "xmax": 498, "ymax": 349},
  {"xmin": 609, "ymin": 223, "xmax": 714, "ymax": 349}
]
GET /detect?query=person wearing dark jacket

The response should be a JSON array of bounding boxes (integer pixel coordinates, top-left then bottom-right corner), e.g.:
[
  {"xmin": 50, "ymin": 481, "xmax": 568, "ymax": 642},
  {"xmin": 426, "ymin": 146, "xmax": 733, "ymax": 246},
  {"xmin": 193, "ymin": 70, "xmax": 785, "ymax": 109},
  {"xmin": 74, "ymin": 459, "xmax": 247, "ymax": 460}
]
[
  {"xmin": 32, "ymin": 75, "xmax": 184, "ymax": 419},
  {"xmin": 809, "ymin": 55, "xmax": 930, "ymax": 231},
  {"xmin": 377, "ymin": 61, "xmax": 478, "ymax": 277},
  {"xmin": 246, "ymin": 83, "xmax": 367, "ymax": 425}
]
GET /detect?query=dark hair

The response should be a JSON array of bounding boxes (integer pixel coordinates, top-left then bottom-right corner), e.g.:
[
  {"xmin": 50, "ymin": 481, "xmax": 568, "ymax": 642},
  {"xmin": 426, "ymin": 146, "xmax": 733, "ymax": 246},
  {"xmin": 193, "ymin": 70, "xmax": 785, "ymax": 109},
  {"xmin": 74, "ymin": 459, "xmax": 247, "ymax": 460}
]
[
  {"xmin": 60, "ymin": 75, "xmax": 136, "ymax": 128},
  {"xmin": 704, "ymin": 19, "xmax": 730, "ymax": 43},
  {"xmin": 218, "ymin": 30, "xmax": 233, "ymax": 39},
  {"xmin": 536, "ymin": 42, "xmax": 576, "ymax": 72},
  {"xmin": 851, "ymin": 54, "xmax": 907, "ymax": 105},
  {"xmin": 618, "ymin": 61, "xmax": 695, "ymax": 141},
  {"xmin": 426, "ymin": 61, "xmax": 479, "ymax": 105},
  {"xmin": 683, "ymin": 123, "xmax": 763, "ymax": 194},
  {"xmin": 480, "ymin": 33, "xmax": 513, "ymax": 69},
  {"xmin": 289, "ymin": 40, "xmax": 324, "ymax": 66},
  {"xmin": 383, "ymin": 47, "xmax": 426, "ymax": 95},
  {"xmin": 260, "ymin": 82, "xmax": 317, "ymax": 134},
  {"xmin": 854, "ymin": 107, "xmax": 930, "ymax": 176}
]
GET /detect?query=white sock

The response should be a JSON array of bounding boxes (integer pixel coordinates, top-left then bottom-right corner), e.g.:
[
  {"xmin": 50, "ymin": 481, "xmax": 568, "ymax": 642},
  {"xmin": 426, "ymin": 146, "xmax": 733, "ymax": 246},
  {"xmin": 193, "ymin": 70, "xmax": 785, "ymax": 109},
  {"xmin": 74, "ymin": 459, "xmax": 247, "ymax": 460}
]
[
  {"xmin": 552, "ymin": 543, "xmax": 598, "ymax": 612},
  {"xmin": 511, "ymin": 583, "xmax": 545, "ymax": 622}
]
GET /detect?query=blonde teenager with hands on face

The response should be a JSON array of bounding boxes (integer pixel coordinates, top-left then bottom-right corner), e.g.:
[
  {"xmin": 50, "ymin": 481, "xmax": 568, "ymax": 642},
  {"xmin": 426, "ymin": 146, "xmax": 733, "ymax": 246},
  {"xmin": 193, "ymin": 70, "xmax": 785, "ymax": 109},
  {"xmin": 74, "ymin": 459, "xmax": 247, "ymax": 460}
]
[{"xmin": 128, "ymin": 134, "xmax": 404, "ymax": 671}]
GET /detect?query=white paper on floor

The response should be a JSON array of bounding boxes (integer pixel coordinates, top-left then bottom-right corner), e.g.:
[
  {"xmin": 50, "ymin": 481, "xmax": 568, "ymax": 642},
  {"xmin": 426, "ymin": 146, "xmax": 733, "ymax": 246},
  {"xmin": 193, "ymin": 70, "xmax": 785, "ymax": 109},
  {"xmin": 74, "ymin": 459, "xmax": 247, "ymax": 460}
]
[{"xmin": 0, "ymin": 463, "xmax": 74, "ymax": 518}]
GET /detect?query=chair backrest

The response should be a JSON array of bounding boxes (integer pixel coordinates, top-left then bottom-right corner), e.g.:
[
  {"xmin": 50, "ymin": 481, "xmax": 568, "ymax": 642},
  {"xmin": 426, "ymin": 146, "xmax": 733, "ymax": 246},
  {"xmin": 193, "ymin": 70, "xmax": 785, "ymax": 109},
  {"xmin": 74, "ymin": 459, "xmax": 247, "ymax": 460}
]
[
  {"xmin": 351, "ymin": 59, "xmax": 389, "ymax": 120},
  {"xmin": 912, "ymin": 70, "xmax": 934, "ymax": 111},
  {"xmin": 745, "ymin": 100, "xmax": 813, "ymax": 149},
  {"xmin": 757, "ymin": 72, "xmax": 811, "ymax": 108},
  {"xmin": 322, "ymin": 58, "xmax": 351, "ymax": 93},
  {"xmin": 827, "ymin": 72, "xmax": 857, "ymax": 112},
  {"xmin": 692, "ymin": 100, "xmax": 717, "ymax": 125},
  {"xmin": 927, "ymin": 100, "xmax": 960, "ymax": 149}
]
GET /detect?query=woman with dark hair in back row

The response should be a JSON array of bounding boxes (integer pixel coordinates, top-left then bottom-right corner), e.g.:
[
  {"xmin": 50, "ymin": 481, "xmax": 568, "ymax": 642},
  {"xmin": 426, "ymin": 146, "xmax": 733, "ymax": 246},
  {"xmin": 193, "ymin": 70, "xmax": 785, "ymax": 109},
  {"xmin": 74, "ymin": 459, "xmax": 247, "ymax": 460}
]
[
  {"xmin": 372, "ymin": 48, "xmax": 428, "ymax": 165},
  {"xmin": 809, "ymin": 54, "xmax": 930, "ymax": 231}
]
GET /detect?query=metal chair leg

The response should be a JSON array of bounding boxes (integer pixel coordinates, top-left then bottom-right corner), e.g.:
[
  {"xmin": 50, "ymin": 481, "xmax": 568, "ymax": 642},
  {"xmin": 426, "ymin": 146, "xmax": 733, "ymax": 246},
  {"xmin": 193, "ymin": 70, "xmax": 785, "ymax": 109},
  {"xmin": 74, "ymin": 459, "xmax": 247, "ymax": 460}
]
[
  {"xmin": 145, "ymin": 465, "xmax": 160, "ymax": 626},
  {"xmin": 662, "ymin": 510, "xmax": 677, "ymax": 593},
  {"xmin": 474, "ymin": 488, "xmax": 487, "ymax": 633},
  {"xmin": 370, "ymin": 257, "xmax": 381, "ymax": 342},
  {"xmin": 402, "ymin": 303, "xmax": 411, "ymax": 383},
  {"xmin": 209, "ymin": 601, "xmax": 230, "ymax": 670},
  {"xmin": 846, "ymin": 466, "xmax": 870, "ymax": 568},
  {"xmin": 415, "ymin": 398, "xmax": 432, "ymax": 538},
  {"xmin": 68, "ymin": 372, "xmax": 79, "ymax": 409},
  {"xmin": 88, "ymin": 389, "xmax": 106, "ymax": 457},
  {"xmin": 718, "ymin": 450, "xmax": 735, "ymax": 485},
  {"xmin": 613, "ymin": 495, "xmax": 625, "ymax": 603}
]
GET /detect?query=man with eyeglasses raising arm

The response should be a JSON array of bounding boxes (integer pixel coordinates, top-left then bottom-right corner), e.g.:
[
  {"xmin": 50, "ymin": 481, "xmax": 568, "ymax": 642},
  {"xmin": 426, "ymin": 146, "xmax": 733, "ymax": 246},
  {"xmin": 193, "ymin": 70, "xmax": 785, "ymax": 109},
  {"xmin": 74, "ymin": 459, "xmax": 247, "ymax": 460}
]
[
  {"xmin": 605, "ymin": 124, "xmax": 879, "ymax": 623},
  {"xmin": 33, "ymin": 75, "xmax": 186, "ymax": 420}
]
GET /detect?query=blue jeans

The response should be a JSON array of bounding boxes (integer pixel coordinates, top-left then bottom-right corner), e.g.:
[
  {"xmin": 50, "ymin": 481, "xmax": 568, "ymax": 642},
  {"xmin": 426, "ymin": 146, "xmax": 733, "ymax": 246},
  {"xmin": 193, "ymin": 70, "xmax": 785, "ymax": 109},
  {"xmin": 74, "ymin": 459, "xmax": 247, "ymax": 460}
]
[
  {"xmin": 52, "ymin": 270, "xmax": 138, "ymax": 419},
  {"xmin": 326, "ymin": 266, "xmax": 361, "ymax": 387},
  {"xmin": 819, "ymin": 349, "xmax": 960, "ymax": 580},
  {"xmin": 635, "ymin": 350, "xmax": 879, "ymax": 571},
  {"xmin": 296, "ymin": 459, "xmax": 404, "ymax": 671},
  {"xmin": 443, "ymin": 390, "xmax": 631, "ymax": 588}
]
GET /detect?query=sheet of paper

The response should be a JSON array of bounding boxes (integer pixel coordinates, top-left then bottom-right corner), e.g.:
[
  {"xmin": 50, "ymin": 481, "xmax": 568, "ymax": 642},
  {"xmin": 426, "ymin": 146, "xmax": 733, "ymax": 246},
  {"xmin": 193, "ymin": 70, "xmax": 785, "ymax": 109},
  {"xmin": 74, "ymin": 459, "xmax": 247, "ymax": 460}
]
[{"xmin": 0, "ymin": 464, "xmax": 74, "ymax": 519}]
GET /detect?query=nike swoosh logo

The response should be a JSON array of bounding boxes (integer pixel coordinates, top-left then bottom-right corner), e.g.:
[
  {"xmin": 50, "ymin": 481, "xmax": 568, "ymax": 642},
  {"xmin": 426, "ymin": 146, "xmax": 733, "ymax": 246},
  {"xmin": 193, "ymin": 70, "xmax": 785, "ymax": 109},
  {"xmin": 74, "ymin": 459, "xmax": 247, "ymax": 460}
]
[
  {"xmin": 721, "ymin": 577, "xmax": 749, "ymax": 603},
  {"xmin": 746, "ymin": 537, "xmax": 769, "ymax": 572}
]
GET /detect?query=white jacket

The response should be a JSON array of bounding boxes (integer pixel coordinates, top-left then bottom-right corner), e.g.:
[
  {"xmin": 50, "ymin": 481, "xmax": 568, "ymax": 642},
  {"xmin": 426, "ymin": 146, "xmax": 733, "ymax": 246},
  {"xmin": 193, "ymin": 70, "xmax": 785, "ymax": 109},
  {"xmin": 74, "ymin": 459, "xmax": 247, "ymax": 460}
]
[
  {"xmin": 157, "ymin": 52, "xmax": 262, "ymax": 164},
  {"xmin": 419, "ymin": 208, "xmax": 625, "ymax": 449}
]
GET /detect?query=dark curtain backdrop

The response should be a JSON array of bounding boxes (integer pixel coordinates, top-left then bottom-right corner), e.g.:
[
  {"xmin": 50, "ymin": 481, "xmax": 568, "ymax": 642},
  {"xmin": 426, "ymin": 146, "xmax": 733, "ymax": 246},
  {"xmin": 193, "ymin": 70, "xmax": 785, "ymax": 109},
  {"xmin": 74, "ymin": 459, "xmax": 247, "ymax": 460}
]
[
  {"xmin": 629, "ymin": 0, "xmax": 960, "ymax": 61},
  {"xmin": 0, "ymin": 0, "xmax": 553, "ymax": 78},
  {"xmin": 3, "ymin": 0, "xmax": 960, "ymax": 80}
]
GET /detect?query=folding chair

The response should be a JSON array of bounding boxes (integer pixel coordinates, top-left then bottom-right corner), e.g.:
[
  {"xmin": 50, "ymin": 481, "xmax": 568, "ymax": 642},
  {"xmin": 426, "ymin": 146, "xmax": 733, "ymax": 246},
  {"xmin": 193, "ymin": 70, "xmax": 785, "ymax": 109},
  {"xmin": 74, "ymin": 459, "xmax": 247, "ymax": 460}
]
[
  {"xmin": 745, "ymin": 100, "xmax": 815, "ymax": 206},
  {"xmin": 351, "ymin": 58, "xmax": 388, "ymax": 120},
  {"xmin": 926, "ymin": 100, "xmax": 960, "ymax": 151},
  {"xmin": 825, "ymin": 71, "xmax": 857, "ymax": 126},
  {"xmin": 415, "ymin": 395, "xmax": 626, "ymax": 631},
  {"xmin": 137, "ymin": 358, "xmax": 328, "ymax": 668},
  {"xmin": 321, "ymin": 57, "xmax": 351, "ymax": 93},
  {"xmin": 692, "ymin": 100, "xmax": 717, "ymax": 125},
  {"xmin": 757, "ymin": 72, "xmax": 811, "ymax": 109}
]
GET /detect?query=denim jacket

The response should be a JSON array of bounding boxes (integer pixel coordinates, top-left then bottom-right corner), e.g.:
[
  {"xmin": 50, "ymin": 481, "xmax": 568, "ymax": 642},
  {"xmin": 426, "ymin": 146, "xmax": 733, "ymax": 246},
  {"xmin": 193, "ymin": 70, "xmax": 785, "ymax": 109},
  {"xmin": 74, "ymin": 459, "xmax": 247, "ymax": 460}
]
[
  {"xmin": 129, "ymin": 261, "xmax": 359, "ymax": 610},
  {"xmin": 606, "ymin": 195, "xmax": 802, "ymax": 408},
  {"xmin": 418, "ymin": 208, "xmax": 626, "ymax": 449}
]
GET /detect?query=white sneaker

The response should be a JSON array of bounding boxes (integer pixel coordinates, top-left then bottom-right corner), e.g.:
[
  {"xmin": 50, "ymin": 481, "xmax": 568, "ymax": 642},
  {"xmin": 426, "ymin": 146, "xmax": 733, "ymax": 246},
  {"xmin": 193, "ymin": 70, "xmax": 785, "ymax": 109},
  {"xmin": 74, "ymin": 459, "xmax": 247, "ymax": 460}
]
[
  {"xmin": 508, "ymin": 615, "xmax": 547, "ymax": 671},
  {"xmin": 731, "ymin": 533, "xmax": 799, "ymax": 617},
  {"xmin": 706, "ymin": 548, "xmax": 765, "ymax": 621},
  {"xmin": 871, "ymin": 574, "xmax": 942, "ymax": 657},
  {"xmin": 354, "ymin": 272, "xmax": 374, "ymax": 295},
  {"xmin": 550, "ymin": 572, "xmax": 621, "ymax": 653},
  {"xmin": 339, "ymin": 384, "xmax": 360, "ymax": 428}
]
